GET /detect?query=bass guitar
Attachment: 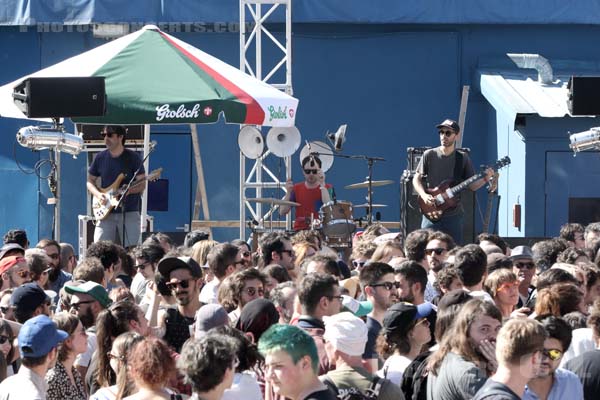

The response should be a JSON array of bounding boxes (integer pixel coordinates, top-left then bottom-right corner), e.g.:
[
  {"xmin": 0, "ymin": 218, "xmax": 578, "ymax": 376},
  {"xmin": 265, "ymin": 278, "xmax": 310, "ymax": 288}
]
[
  {"xmin": 418, "ymin": 157, "xmax": 510, "ymax": 222},
  {"xmin": 92, "ymin": 168, "xmax": 163, "ymax": 221}
]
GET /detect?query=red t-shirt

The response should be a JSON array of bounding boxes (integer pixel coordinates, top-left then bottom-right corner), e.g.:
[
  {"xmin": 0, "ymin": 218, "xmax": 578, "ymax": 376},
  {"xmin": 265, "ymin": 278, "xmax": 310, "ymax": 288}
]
[{"xmin": 290, "ymin": 182, "xmax": 332, "ymax": 231}]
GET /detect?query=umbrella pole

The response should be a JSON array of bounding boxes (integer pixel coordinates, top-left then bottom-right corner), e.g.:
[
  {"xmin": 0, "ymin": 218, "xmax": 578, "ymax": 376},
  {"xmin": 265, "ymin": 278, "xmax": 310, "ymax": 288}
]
[
  {"xmin": 190, "ymin": 124, "xmax": 211, "ymax": 238},
  {"xmin": 141, "ymin": 124, "xmax": 150, "ymax": 240}
]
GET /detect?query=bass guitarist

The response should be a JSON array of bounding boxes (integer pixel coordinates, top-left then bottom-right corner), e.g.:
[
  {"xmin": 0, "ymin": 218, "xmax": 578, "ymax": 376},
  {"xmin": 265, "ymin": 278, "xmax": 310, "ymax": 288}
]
[
  {"xmin": 412, "ymin": 119, "xmax": 493, "ymax": 244},
  {"xmin": 87, "ymin": 125, "xmax": 146, "ymax": 248}
]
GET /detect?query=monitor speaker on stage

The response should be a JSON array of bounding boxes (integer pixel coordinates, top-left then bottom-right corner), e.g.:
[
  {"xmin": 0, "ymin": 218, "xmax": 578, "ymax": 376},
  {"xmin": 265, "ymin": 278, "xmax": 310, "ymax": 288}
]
[
  {"xmin": 13, "ymin": 77, "xmax": 106, "ymax": 118},
  {"xmin": 568, "ymin": 76, "xmax": 600, "ymax": 116}
]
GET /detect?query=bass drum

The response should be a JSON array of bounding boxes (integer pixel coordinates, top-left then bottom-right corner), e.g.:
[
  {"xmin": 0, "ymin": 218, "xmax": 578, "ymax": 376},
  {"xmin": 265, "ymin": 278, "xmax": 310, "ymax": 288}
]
[{"xmin": 319, "ymin": 201, "xmax": 356, "ymax": 239}]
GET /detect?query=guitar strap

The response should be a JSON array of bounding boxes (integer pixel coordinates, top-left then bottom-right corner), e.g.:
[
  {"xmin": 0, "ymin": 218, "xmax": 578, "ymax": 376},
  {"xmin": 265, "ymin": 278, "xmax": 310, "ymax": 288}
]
[{"xmin": 453, "ymin": 150, "xmax": 464, "ymax": 184}]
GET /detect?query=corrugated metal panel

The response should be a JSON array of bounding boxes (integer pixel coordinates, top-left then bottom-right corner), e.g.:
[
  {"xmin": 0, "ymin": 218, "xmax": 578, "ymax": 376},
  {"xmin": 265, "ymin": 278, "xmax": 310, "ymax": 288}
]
[{"xmin": 479, "ymin": 69, "xmax": 571, "ymax": 118}]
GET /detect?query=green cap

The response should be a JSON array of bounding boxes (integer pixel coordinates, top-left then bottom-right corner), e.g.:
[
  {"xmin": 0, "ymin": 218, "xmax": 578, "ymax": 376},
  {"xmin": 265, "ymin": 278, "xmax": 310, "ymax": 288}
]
[{"xmin": 64, "ymin": 281, "xmax": 112, "ymax": 308}]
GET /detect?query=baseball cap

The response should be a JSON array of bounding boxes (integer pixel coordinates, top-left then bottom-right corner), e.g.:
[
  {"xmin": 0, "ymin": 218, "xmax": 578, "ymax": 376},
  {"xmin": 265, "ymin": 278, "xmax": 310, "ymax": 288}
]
[
  {"xmin": 10, "ymin": 283, "xmax": 50, "ymax": 316},
  {"xmin": 341, "ymin": 295, "xmax": 373, "ymax": 317},
  {"xmin": 158, "ymin": 256, "xmax": 202, "ymax": 279},
  {"xmin": 0, "ymin": 244, "xmax": 25, "ymax": 260},
  {"xmin": 323, "ymin": 312, "xmax": 368, "ymax": 356},
  {"xmin": 436, "ymin": 119, "xmax": 460, "ymax": 133},
  {"xmin": 0, "ymin": 256, "xmax": 26, "ymax": 275},
  {"xmin": 18, "ymin": 315, "xmax": 68, "ymax": 358},
  {"xmin": 194, "ymin": 304, "xmax": 229, "ymax": 339},
  {"xmin": 486, "ymin": 253, "xmax": 513, "ymax": 274},
  {"xmin": 382, "ymin": 302, "xmax": 433, "ymax": 335},
  {"xmin": 64, "ymin": 281, "xmax": 112, "ymax": 308},
  {"xmin": 510, "ymin": 245, "xmax": 534, "ymax": 261}
]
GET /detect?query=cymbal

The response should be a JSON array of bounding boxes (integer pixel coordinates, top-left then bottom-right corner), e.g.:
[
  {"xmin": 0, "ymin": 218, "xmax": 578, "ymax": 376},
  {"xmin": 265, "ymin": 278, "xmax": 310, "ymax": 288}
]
[
  {"xmin": 354, "ymin": 203, "xmax": 388, "ymax": 209},
  {"xmin": 345, "ymin": 180, "xmax": 395, "ymax": 190},
  {"xmin": 246, "ymin": 198, "xmax": 300, "ymax": 207}
]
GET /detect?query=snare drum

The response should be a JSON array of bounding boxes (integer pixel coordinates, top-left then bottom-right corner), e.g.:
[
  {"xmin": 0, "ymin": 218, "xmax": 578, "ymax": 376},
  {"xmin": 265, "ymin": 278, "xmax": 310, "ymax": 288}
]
[{"xmin": 319, "ymin": 201, "xmax": 356, "ymax": 238}]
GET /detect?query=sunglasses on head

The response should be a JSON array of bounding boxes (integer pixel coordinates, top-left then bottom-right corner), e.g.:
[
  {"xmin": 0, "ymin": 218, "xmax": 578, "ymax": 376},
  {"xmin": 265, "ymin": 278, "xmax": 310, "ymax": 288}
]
[
  {"xmin": 245, "ymin": 287, "xmax": 265, "ymax": 297},
  {"xmin": 542, "ymin": 348, "xmax": 563, "ymax": 361},
  {"xmin": 303, "ymin": 169, "xmax": 319, "ymax": 174},
  {"xmin": 515, "ymin": 262, "xmax": 535, "ymax": 270},
  {"xmin": 425, "ymin": 248, "xmax": 447, "ymax": 256},
  {"xmin": 166, "ymin": 279, "xmax": 191, "ymax": 291},
  {"xmin": 369, "ymin": 281, "xmax": 400, "ymax": 290},
  {"xmin": 439, "ymin": 130, "xmax": 455, "ymax": 137}
]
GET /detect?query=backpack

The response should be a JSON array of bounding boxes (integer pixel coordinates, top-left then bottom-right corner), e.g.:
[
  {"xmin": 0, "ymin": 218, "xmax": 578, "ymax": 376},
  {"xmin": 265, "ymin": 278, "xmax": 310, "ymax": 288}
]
[
  {"xmin": 322, "ymin": 374, "xmax": 385, "ymax": 400},
  {"xmin": 399, "ymin": 351, "xmax": 431, "ymax": 400}
]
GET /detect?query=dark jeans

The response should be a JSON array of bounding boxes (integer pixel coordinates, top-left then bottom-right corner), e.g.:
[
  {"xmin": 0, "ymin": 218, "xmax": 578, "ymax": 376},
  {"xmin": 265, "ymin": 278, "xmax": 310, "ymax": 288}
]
[{"xmin": 421, "ymin": 212, "xmax": 464, "ymax": 244}]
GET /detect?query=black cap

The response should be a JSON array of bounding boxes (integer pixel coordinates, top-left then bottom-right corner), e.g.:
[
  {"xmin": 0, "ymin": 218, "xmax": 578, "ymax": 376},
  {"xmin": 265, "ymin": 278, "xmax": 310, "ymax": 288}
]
[
  {"xmin": 157, "ymin": 256, "xmax": 202, "ymax": 279},
  {"xmin": 437, "ymin": 289, "xmax": 472, "ymax": 311},
  {"xmin": 436, "ymin": 119, "xmax": 460, "ymax": 133},
  {"xmin": 382, "ymin": 302, "xmax": 433, "ymax": 335},
  {"xmin": 10, "ymin": 283, "xmax": 49, "ymax": 316}
]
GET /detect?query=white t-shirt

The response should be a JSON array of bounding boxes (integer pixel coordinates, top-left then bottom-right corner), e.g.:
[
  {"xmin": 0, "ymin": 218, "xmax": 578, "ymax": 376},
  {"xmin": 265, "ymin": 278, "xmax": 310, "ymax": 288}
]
[
  {"xmin": 222, "ymin": 372, "xmax": 262, "ymax": 400},
  {"xmin": 378, "ymin": 354, "xmax": 412, "ymax": 387},
  {"xmin": 560, "ymin": 327, "xmax": 595, "ymax": 368}
]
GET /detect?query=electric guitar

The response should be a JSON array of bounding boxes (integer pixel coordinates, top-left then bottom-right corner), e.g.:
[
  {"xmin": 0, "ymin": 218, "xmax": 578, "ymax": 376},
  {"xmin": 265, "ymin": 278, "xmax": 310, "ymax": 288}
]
[
  {"xmin": 418, "ymin": 157, "xmax": 510, "ymax": 222},
  {"xmin": 92, "ymin": 168, "xmax": 162, "ymax": 221},
  {"xmin": 482, "ymin": 171, "xmax": 500, "ymax": 233}
]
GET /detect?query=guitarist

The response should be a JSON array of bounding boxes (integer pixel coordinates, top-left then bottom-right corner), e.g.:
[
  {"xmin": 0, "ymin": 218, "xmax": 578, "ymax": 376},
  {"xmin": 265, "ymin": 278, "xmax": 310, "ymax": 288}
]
[
  {"xmin": 87, "ymin": 125, "xmax": 146, "ymax": 248},
  {"xmin": 412, "ymin": 119, "xmax": 493, "ymax": 244}
]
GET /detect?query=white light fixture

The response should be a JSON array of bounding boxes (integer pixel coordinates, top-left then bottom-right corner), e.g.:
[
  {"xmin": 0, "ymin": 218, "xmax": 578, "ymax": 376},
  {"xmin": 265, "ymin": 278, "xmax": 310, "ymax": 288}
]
[
  {"xmin": 569, "ymin": 127, "xmax": 600, "ymax": 153},
  {"xmin": 17, "ymin": 126, "xmax": 84, "ymax": 157}
]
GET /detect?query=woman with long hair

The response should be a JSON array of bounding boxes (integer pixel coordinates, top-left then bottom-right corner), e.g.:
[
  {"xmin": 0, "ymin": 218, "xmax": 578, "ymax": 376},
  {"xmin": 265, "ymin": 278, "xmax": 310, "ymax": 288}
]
[
  {"xmin": 190, "ymin": 239, "xmax": 219, "ymax": 282},
  {"xmin": 90, "ymin": 332, "xmax": 144, "ymax": 400},
  {"xmin": 376, "ymin": 303, "xmax": 432, "ymax": 386},
  {"xmin": 0, "ymin": 319, "xmax": 16, "ymax": 381},
  {"xmin": 427, "ymin": 299, "xmax": 503, "ymax": 399},
  {"xmin": 90, "ymin": 300, "xmax": 148, "ymax": 395},
  {"xmin": 535, "ymin": 282, "xmax": 586, "ymax": 317},
  {"xmin": 46, "ymin": 312, "xmax": 88, "ymax": 400},
  {"xmin": 484, "ymin": 269, "xmax": 520, "ymax": 319},
  {"xmin": 122, "ymin": 336, "xmax": 178, "ymax": 400}
]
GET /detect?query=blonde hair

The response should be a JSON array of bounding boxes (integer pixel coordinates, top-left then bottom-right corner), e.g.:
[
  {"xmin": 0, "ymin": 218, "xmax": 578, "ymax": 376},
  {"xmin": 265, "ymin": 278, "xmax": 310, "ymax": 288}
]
[
  {"xmin": 292, "ymin": 241, "xmax": 318, "ymax": 268},
  {"xmin": 495, "ymin": 319, "xmax": 546, "ymax": 365},
  {"xmin": 191, "ymin": 240, "xmax": 219, "ymax": 266},
  {"xmin": 371, "ymin": 241, "xmax": 404, "ymax": 263}
]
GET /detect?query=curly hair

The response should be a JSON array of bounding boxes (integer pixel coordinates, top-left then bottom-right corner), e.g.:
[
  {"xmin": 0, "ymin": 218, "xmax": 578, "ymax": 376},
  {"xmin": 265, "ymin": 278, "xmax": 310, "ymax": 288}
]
[
  {"xmin": 86, "ymin": 240, "xmax": 120, "ymax": 270},
  {"xmin": 128, "ymin": 337, "xmax": 175, "ymax": 388},
  {"xmin": 229, "ymin": 268, "xmax": 267, "ymax": 307}
]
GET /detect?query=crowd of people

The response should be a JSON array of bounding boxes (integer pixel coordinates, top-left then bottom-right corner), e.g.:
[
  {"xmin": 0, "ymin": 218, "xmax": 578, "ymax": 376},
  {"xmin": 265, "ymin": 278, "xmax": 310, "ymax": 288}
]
[{"xmin": 0, "ymin": 221, "xmax": 598, "ymax": 399}]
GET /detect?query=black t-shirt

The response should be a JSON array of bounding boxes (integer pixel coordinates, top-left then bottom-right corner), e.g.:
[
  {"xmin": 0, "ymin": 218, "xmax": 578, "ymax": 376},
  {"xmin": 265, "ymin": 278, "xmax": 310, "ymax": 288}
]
[
  {"xmin": 362, "ymin": 316, "xmax": 382, "ymax": 360},
  {"xmin": 473, "ymin": 379, "xmax": 521, "ymax": 400},
  {"xmin": 304, "ymin": 388, "xmax": 338, "ymax": 400},
  {"xmin": 564, "ymin": 349, "xmax": 600, "ymax": 400}
]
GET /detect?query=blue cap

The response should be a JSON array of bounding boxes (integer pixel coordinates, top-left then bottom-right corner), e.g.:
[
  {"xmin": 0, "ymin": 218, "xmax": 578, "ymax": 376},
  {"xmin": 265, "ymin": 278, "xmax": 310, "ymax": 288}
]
[
  {"xmin": 18, "ymin": 315, "xmax": 68, "ymax": 358},
  {"xmin": 10, "ymin": 283, "xmax": 49, "ymax": 316}
]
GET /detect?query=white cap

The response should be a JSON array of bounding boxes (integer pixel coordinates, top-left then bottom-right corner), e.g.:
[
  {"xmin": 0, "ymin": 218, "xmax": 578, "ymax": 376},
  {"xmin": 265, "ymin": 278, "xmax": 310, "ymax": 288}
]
[{"xmin": 323, "ymin": 312, "xmax": 368, "ymax": 357}]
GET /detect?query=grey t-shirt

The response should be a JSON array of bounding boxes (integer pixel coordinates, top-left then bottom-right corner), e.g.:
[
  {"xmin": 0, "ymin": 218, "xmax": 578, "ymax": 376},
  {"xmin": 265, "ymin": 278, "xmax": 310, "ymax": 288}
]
[
  {"xmin": 415, "ymin": 147, "xmax": 475, "ymax": 216},
  {"xmin": 322, "ymin": 365, "xmax": 404, "ymax": 400},
  {"xmin": 427, "ymin": 351, "xmax": 488, "ymax": 400}
]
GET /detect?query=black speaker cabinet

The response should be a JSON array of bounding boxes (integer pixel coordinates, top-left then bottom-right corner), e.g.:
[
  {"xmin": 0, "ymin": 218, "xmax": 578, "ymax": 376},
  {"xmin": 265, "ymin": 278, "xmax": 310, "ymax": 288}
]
[
  {"xmin": 568, "ymin": 76, "xmax": 600, "ymax": 116},
  {"xmin": 13, "ymin": 77, "xmax": 106, "ymax": 118},
  {"xmin": 400, "ymin": 171, "xmax": 475, "ymax": 244}
]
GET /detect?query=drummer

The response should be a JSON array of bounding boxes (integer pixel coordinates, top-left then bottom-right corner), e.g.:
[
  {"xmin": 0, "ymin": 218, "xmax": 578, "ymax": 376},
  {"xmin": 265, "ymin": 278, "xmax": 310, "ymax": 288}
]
[{"xmin": 280, "ymin": 155, "xmax": 333, "ymax": 231}]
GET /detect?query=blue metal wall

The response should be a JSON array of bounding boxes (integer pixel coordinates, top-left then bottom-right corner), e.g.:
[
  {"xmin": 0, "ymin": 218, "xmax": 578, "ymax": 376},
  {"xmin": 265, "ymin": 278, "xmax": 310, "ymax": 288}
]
[{"xmin": 2, "ymin": 24, "xmax": 600, "ymax": 246}]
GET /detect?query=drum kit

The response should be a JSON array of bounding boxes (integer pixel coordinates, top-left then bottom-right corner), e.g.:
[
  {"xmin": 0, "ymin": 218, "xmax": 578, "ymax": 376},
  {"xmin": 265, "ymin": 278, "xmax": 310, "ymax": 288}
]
[{"xmin": 239, "ymin": 124, "xmax": 393, "ymax": 249}]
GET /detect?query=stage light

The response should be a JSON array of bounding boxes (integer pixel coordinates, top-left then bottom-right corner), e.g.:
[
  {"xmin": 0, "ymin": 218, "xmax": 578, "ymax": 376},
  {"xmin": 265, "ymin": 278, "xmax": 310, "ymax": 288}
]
[
  {"xmin": 569, "ymin": 127, "xmax": 600, "ymax": 153},
  {"xmin": 16, "ymin": 126, "xmax": 84, "ymax": 157}
]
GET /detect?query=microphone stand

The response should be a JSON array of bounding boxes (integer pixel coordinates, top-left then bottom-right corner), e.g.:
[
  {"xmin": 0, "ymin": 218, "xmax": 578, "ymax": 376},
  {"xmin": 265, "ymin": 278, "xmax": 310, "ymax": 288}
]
[
  {"xmin": 114, "ymin": 145, "xmax": 155, "ymax": 247},
  {"xmin": 308, "ymin": 151, "xmax": 385, "ymax": 224}
]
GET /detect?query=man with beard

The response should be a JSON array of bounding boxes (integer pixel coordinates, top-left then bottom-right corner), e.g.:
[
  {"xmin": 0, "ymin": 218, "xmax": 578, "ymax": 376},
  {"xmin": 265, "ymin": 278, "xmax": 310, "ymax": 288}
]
[
  {"xmin": 524, "ymin": 316, "xmax": 583, "ymax": 400},
  {"xmin": 227, "ymin": 268, "xmax": 266, "ymax": 325},
  {"xmin": 425, "ymin": 231, "xmax": 455, "ymax": 272},
  {"xmin": 260, "ymin": 231, "xmax": 296, "ymax": 271},
  {"xmin": 36, "ymin": 238, "xmax": 72, "ymax": 294},
  {"xmin": 510, "ymin": 245, "xmax": 536, "ymax": 308},
  {"xmin": 404, "ymin": 229, "xmax": 439, "ymax": 302},
  {"xmin": 65, "ymin": 280, "xmax": 112, "ymax": 380},
  {"xmin": 157, "ymin": 256, "xmax": 203, "ymax": 352},
  {"xmin": 270, "ymin": 281, "xmax": 297, "ymax": 324},
  {"xmin": 359, "ymin": 262, "xmax": 397, "ymax": 373}
]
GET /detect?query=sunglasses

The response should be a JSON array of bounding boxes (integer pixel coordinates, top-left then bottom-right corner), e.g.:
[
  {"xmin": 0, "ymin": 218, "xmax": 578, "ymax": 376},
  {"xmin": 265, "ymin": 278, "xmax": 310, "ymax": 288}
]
[
  {"xmin": 326, "ymin": 295, "xmax": 344, "ymax": 302},
  {"xmin": 415, "ymin": 318, "xmax": 430, "ymax": 327},
  {"xmin": 497, "ymin": 281, "xmax": 519, "ymax": 293},
  {"xmin": 542, "ymin": 348, "xmax": 563, "ymax": 361},
  {"xmin": 0, "ymin": 335, "xmax": 10, "ymax": 345},
  {"xmin": 369, "ymin": 281, "xmax": 400, "ymax": 290},
  {"xmin": 280, "ymin": 249, "xmax": 295, "ymax": 257},
  {"xmin": 166, "ymin": 279, "xmax": 191, "ymax": 291},
  {"xmin": 100, "ymin": 132, "xmax": 117, "ymax": 138},
  {"xmin": 245, "ymin": 287, "xmax": 265, "ymax": 297},
  {"xmin": 439, "ymin": 130, "xmax": 455, "ymax": 137},
  {"xmin": 352, "ymin": 260, "xmax": 367, "ymax": 268},
  {"xmin": 303, "ymin": 169, "xmax": 319, "ymax": 174},
  {"xmin": 15, "ymin": 269, "xmax": 30, "ymax": 279},
  {"xmin": 515, "ymin": 262, "xmax": 535, "ymax": 270},
  {"xmin": 425, "ymin": 248, "xmax": 447, "ymax": 256},
  {"xmin": 70, "ymin": 300, "xmax": 95, "ymax": 311}
]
